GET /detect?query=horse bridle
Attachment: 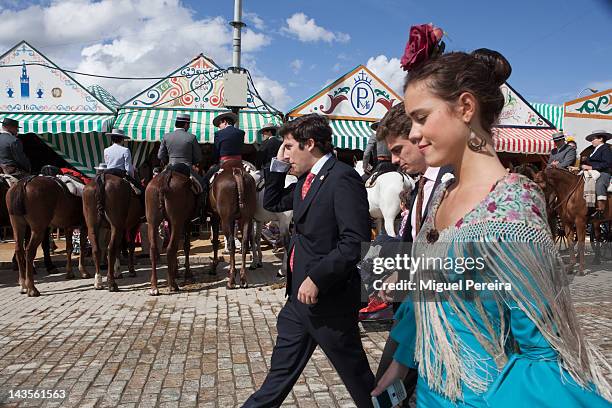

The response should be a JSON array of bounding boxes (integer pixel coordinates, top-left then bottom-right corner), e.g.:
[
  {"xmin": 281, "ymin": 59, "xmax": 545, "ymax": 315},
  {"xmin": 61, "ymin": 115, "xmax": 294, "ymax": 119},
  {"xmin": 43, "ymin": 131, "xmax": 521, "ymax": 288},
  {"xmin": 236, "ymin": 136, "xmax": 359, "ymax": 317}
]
[{"xmin": 549, "ymin": 168, "xmax": 583, "ymax": 213}]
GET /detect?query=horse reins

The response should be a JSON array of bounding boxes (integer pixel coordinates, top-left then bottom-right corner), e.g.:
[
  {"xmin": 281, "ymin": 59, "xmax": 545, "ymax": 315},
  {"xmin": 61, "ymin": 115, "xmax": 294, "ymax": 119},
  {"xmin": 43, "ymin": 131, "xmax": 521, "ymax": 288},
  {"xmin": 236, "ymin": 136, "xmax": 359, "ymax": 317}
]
[{"xmin": 551, "ymin": 171, "xmax": 583, "ymax": 213}]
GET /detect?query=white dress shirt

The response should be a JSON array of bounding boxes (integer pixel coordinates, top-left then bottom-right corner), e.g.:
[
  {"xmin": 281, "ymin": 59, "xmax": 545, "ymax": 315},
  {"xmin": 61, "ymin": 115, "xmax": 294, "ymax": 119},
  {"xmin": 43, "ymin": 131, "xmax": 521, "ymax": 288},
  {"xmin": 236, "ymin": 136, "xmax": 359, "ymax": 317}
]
[
  {"xmin": 411, "ymin": 166, "xmax": 440, "ymax": 241},
  {"xmin": 104, "ymin": 143, "xmax": 134, "ymax": 177}
]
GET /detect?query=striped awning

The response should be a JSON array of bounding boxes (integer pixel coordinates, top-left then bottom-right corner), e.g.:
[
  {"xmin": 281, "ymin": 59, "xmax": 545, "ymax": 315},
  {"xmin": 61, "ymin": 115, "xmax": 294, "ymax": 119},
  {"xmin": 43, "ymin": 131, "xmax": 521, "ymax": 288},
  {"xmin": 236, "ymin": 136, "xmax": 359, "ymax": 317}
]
[
  {"xmin": 329, "ymin": 119, "xmax": 373, "ymax": 150},
  {"xmin": 531, "ymin": 102, "xmax": 564, "ymax": 130},
  {"xmin": 493, "ymin": 127, "xmax": 556, "ymax": 155},
  {"xmin": 114, "ymin": 109, "xmax": 283, "ymax": 144},
  {"xmin": 1, "ymin": 113, "xmax": 115, "ymax": 134},
  {"xmin": 38, "ymin": 132, "xmax": 110, "ymax": 177}
]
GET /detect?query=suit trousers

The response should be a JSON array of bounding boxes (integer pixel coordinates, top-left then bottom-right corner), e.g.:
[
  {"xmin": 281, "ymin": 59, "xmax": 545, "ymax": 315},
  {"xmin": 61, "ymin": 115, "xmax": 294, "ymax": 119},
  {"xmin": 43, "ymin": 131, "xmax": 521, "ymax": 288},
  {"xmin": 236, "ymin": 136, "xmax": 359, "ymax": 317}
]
[{"xmin": 242, "ymin": 299, "xmax": 375, "ymax": 407}]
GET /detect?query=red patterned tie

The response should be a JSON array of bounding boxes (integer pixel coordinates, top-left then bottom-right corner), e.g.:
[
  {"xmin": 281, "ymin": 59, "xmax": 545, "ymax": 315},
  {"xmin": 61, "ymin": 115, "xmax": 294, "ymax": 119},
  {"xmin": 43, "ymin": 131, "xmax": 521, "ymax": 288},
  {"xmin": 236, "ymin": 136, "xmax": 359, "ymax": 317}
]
[{"xmin": 290, "ymin": 173, "xmax": 316, "ymax": 271}]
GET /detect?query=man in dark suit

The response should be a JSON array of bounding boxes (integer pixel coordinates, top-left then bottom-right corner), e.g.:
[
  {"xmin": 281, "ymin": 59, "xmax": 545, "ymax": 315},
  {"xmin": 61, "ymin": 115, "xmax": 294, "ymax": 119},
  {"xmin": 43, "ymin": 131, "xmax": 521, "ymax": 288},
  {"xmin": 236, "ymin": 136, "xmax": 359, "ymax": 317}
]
[
  {"xmin": 202, "ymin": 111, "xmax": 245, "ymax": 205},
  {"xmin": 581, "ymin": 129, "xmax": 612, "ymax": 218},
  {"xmin": 0, "ymin": 117, "xmax": 31, "ymax": 178},
  {"xmin": 364, "ymin": 103, "xmax": 453, "ymax": 405},
  {"xmin": 243, "ymin": 114, "xmax": 375, "ymax": 407}
]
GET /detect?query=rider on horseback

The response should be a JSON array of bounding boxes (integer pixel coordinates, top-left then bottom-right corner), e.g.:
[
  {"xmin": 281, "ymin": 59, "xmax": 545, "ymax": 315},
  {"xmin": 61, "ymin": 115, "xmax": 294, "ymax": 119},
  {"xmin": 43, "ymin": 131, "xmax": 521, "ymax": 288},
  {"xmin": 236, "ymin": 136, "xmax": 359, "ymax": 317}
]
[
  {"xmin": 362, "ymin": 120, "xmax": 397, "ymax": 183},
  {"xmin": 202, "ymin": 111, "xmax": 245, "ymax": 206},
  {"xmin": 157, "ymin": 112, "xmax": 205, "ymax": 213},
  {"xmin": 103, "ymin": 128, "xmax": 144, "ymax": 195},
  {"xmin": 0, "ymin": 118, "xmax": 31, "ymax": 179},
  {"xmin": 581, "ymin": 129, "xmax": 612, "ymax": 219},
  {"xmin": 547, "ymin": 132, "xmax": 576, "ymax": 169},
  {"xmin": 255, "ymin": 122, "xmax": 281, "ymax": 180}
]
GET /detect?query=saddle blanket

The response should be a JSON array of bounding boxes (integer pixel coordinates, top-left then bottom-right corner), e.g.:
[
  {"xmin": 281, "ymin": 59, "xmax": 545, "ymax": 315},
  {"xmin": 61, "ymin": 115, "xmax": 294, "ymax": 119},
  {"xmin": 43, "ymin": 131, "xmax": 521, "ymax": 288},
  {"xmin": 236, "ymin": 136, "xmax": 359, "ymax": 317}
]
[
  {"xmin": 0, "ymin": 173, "xmax": 19, "ymax": 188},
  {"xmin": 57, "ymin": 175, "xmax": 86, "ymax": 197},
  {"xmin": 582, "ymin": 170, "xmax": 599, "ymax": 208}
]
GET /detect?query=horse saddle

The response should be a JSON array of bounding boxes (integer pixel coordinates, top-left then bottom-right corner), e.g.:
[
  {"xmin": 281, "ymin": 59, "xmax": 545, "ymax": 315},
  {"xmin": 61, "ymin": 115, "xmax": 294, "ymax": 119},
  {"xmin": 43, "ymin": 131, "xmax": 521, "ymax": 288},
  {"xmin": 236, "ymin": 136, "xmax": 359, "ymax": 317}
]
[
  {"xmin": 101, "ymin": 168, "xmax": 143, "ymax": 196},
  {"xmin": 38, "ymin": 165, "xmax": 84, "ymax": 197},
  {"xmin": 165, "ymin": 163, "xmax": 202, "ymax": 195},
  {"xmin": 365, "ymin": 169, "xmax": 401, "ymax": 188}
]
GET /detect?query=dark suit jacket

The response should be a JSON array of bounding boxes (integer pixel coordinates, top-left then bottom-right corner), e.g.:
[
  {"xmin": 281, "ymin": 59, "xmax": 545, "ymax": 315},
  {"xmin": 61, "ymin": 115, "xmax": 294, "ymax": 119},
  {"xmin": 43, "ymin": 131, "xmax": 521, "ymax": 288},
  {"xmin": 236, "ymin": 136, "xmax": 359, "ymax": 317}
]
[
  {"xmin": 263, "ymin": 157, "xmax": 370, "ymax": 316},
  {"xmin": 586, "ymin": 143, "xmax": 612, "ymax": 174},
  {"xmin": 255, "ymin": 136, "xmax": 282, "ymax": 169},
  {"xmin": 401, "ymin": 165, "xmax": 454, "ymax": 242},
  {"xmin": 213, "ymin": 126, "xmax": 245, "ymax": 162}
]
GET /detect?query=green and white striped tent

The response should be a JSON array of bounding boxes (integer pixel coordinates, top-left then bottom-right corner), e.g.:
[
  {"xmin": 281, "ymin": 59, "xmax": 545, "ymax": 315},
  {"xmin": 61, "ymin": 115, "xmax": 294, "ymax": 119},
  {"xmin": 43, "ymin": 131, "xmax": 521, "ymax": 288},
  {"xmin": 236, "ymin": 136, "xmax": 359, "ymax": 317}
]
[
  {"xmin": 531, "ymin": 102, "xmax": 564, "ymax": 130},
  {"xmin": 116, "ymin": 54, "xmax": 283, "ymax": 145},
  {"xmin": 0, "ymin": 41, "xmax": 117, "ymax": 177},
  {"xmin": 287, "ymin": 65, "xmax": 402, "ymax": 150}
]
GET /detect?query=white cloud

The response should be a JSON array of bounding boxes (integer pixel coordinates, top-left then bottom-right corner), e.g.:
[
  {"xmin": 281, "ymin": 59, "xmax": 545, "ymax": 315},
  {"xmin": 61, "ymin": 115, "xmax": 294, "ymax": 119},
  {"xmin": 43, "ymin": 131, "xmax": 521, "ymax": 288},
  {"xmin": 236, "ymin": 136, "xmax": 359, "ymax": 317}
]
[
  {"xmin": 252, "ymin": 75, "xmax": 291, "ymax": 111},
  {"xmin": 290, "ymin": 59, "xmax": 303, "ymax": 74},
  {"xmin": 244, "ymin": 12, "xmax": 265, "ymax": 30},
  {"xmin": 0, "ymin": 0, "xmax": 274, "ymax": 103},
  {"xmin": 366, "ymin": 55, "xmax": 405, "ymax": 96},
  {"xmin": 281, "ymin": 13, "xmax": 350, "ymax": 43}
]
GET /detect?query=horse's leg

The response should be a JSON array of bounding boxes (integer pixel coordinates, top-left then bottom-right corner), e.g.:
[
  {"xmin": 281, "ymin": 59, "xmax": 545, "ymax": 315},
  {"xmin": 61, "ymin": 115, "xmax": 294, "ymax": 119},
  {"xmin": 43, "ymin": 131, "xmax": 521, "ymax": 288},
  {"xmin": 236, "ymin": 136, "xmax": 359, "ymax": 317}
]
[
  {"xmin": 65, "ymin": 228, "xmax": 75, "ymax": 280},
  {"xmin": 126, "ymin": 227, "xmax": 137, "ymax": 278},
  {"xmin": 240, "ymin": 220, "xmax": 251, "ymax": 288},
  {"xmin": 210, "ymin": 215, "xmax": 219, "ymax": 275},
  {"xmin": 42, "ymin": 227, "xmax": 58, "ymax": 274},
  {"xmin": 249, "ymin": 220, "xmax": 260, "ymax": 270},
  {"xmin": 89, "ymin": 227, "xmax": 103, "ymax": 290},
  {"xmin": 10, "ymin": 218, "xmax": 27, "ymax": 294},
  {"xmin": 576, "ymin": 219, "xmax": 586, "ymax": 275},
  {"xmin": 25, "ymin": 228, "xmax": 45, "ymax": 297},
  {"xmin": 148, "ymin": 219, "xmax": 160, "ymax": 296},
  {"xmin": 78, "ymin": 227, "xmax": 90, "ymax": 278},
  {"xmin": 183, "ymin": 224, "xmax": 193, "ymax": 283},
  {"xmin": 106, "ymin": 225, "xmax": 120, "ymax": 292},
  {"xmin": 166, "ymin": 225, "xmax": 181, "ymax": 293},
  {"xmin": 222, "ymin": 219, "xmax": 235, "ymax": 289},
  {"xmin": 564, "ymin": 222, "xmax": 576, "ymax": 270}
]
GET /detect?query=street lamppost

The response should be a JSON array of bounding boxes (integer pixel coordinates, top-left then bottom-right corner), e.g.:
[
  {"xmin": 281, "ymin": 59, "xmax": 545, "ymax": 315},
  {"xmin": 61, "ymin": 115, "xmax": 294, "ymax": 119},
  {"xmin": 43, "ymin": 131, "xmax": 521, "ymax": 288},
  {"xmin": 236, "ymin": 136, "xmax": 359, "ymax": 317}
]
[{"xmin": 577, "ymin": 88, "xmax": 599, "ymax": 98}]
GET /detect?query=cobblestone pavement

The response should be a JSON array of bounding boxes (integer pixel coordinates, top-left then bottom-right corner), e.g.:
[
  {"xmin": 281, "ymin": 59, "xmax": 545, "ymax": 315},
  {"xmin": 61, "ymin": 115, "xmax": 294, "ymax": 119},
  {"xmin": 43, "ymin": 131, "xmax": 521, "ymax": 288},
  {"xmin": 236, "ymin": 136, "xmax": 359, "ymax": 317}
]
[{"xmin": 0, "ymin": 249, "xmax": 610, "ymax": 408}]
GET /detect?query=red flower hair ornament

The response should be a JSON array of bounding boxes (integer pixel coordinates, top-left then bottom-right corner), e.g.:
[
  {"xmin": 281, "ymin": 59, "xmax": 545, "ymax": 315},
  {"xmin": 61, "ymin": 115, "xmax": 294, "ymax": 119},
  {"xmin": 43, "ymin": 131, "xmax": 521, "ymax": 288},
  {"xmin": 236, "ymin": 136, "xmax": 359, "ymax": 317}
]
[{"xmin": 400, "ymin": 23, "xmax": 445, "ymax": 72}]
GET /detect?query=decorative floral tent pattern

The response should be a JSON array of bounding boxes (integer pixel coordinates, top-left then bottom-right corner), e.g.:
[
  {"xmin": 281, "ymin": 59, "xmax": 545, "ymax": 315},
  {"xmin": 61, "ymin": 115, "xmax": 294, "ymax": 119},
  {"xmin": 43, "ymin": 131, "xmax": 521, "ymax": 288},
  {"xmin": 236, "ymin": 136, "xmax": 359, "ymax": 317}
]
[
  {"xmin": 114, "ymin": 54, "xmax": 283, "ymax": 145},
  {"xmin": 287, "ymin": 65, "xmax": 402, "ymax": 150},
  {"xmin": 563, "ymin": 88, "xmax": 612, "ymax": 153},
  {"xmin": 0, "ymin": 41, "xmax": 116, "ymax": 176},
  {"xmin": 492, "ymin": 83, "xmax": 557, "ymax": 155}
]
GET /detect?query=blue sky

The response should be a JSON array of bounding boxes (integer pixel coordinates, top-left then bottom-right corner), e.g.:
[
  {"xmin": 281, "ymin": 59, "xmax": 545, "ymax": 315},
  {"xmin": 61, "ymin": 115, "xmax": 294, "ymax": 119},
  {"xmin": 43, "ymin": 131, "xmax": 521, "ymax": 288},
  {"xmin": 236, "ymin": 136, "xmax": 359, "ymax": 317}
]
[
  {"xmin": 188, "ymin": 0, "xmax": 612, "ymax": 107},
  {"xmin": 0, "ymin": 0, "xmax": 610, "ymax": 110}
]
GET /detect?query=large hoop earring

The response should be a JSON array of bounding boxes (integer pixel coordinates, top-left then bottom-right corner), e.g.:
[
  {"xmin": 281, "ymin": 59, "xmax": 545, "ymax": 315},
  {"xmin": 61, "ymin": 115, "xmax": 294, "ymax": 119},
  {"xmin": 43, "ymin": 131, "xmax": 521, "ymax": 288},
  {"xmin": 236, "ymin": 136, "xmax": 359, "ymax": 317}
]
[{"xmin": 467, "ymin": 124, "xmax": 486, "ymax": 152}]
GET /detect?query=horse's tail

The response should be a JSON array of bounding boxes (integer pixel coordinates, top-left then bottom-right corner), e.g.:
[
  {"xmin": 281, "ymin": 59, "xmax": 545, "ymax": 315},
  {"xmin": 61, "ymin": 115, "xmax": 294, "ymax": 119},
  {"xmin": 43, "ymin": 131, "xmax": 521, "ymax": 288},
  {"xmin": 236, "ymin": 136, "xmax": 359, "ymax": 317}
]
[
  {"xmin": 95, "ymin": 173, "xmax": 105, "ymax": 219},
  {"xmin": 233, "ymin": 168, "xmax": 245, "ymax": 209},
  {"xmin": 9, "ymin": 177, "xmax": 31, "ymax": 216},
  {"xmin": 158, "ymin": 170, "xmax": 172, "ymax": 216}
]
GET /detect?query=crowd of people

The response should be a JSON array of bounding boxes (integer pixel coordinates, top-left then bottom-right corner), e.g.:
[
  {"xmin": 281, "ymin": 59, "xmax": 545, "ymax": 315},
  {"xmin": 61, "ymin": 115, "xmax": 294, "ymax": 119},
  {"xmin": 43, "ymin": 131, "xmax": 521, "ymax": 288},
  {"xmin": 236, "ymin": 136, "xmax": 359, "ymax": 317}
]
[{"xmin": 1, "ymin": 22, "xmax": 611, "ymax": 408}]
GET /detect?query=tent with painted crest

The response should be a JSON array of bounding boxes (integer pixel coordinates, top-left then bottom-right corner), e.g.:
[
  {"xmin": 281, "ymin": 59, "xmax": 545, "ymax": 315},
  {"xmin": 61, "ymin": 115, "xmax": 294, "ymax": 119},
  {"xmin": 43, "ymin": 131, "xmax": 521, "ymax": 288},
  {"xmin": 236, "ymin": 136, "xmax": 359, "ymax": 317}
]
[
  {"xmin": 562, "ymin": 88, "xmax": 612, "ymax": 155},
  {"xmin": 114, "ymin": 53, "xmax": 283, "ymax": 164},
  {"xmin": 0, "ymin": 41, "xmax": 117, "ymax": 177},
  {"xmin": 286, "ymin": 65, "xmax": 402, "ymax": 151}
]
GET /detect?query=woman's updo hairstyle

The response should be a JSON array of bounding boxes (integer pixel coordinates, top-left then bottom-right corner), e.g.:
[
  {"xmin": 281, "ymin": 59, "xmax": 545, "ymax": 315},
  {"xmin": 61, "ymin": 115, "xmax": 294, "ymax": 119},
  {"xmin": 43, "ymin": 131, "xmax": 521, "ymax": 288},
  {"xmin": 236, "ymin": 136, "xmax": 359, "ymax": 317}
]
[{"xmin": 404, "ymin": 48, "xmax": 512, "ymax": 133}]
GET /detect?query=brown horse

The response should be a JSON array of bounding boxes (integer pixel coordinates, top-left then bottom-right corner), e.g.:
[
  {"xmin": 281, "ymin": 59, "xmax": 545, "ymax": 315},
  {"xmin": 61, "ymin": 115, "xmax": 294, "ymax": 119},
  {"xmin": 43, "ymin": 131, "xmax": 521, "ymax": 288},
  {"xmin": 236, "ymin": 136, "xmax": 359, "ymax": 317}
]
[
  {"xmin": 7, "ymin": 176, "xmax": 89, "ymax": 296},
  {"xmin": 543, "ymin": 167, "xmax": 612, "ymax": 274},
  {"xmin": 145, "ymin": 165, "xmax": 196, "ymax": 296},
  {"xmin": 209, "ymin": 160, "xmax": 256, "ymax": 289},
  {"xmin": 82, "ymin": 173, "xmax": 144, "ymax": 292}
]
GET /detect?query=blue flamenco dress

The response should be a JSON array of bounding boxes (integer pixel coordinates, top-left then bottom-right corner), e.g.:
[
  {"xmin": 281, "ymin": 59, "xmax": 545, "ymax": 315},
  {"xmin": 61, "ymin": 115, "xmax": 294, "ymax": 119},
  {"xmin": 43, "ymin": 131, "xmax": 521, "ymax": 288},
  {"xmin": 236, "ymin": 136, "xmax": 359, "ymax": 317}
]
[{"xmin": 390, "ymin": 173, "xmax": 611, "ymax": 407}]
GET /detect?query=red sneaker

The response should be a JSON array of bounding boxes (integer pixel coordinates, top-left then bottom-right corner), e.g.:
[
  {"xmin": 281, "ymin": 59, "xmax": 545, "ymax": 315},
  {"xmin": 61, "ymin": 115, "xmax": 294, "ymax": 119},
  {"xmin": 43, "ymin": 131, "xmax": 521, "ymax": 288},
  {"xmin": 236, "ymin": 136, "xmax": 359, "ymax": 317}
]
[{"xmin": 359, "ymin": 296, "xmax": 389, "ymax": 314}]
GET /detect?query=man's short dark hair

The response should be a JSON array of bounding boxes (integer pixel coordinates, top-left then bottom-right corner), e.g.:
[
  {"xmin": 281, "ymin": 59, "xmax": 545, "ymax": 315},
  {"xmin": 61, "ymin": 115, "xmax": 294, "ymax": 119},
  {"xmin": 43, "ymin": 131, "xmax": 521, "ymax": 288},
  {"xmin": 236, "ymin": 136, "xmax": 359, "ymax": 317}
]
[
  {"xmin": 175, "ymin": 120, "xmax": 190, "ymax": 129},
  {"xmin": 279, "ymin": 114, "xmax": 334, "ymax": 154},
  {"xmin": 111, "ymin": 135, "xmax": 125, "ymax": 144},
  {"xmin": 376, "ymin": 102, "xmax": 412, "ymax": 142}
]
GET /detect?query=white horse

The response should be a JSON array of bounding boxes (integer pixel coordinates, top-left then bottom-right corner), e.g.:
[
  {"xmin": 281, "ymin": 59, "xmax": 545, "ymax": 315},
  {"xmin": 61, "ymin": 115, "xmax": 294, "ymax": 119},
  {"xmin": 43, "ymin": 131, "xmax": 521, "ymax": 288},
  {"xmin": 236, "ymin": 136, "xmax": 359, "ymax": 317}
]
[
  {"xmin": 355, "ymin": 160, "xmax": 414, "ymax": 236},
  {"xmin": 243, "ymin": 162, "xmax": 296, "ymax": 272}
]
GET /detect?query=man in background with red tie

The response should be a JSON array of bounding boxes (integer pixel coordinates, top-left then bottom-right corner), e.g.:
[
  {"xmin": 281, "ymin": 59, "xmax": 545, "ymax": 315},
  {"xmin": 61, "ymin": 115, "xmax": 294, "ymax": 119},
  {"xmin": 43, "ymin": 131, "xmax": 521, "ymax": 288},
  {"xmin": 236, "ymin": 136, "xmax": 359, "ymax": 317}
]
[{"xmin": 243, "ymin": 114, "xmax": 374, "ymax": 408}]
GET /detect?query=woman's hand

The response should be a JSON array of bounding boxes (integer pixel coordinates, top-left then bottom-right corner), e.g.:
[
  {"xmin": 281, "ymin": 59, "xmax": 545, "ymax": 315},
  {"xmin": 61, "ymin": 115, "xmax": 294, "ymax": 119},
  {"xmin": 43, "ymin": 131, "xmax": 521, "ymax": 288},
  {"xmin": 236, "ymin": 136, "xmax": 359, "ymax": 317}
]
[{"xmin": 371, "ymin": 360, "xmax": 410, "ymax": 397}]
